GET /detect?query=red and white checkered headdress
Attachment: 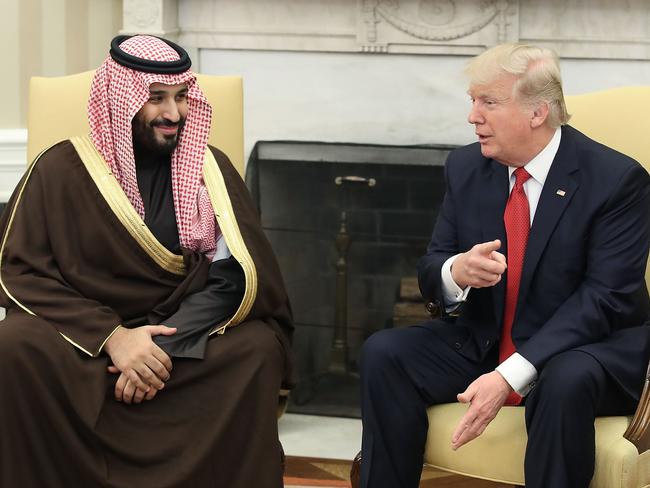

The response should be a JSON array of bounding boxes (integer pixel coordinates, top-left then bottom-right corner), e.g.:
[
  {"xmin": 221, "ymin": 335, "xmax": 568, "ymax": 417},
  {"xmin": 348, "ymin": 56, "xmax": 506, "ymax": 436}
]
[{"xmin": 88, "ymin": 35, "xmax": 218, "ymax": 256}]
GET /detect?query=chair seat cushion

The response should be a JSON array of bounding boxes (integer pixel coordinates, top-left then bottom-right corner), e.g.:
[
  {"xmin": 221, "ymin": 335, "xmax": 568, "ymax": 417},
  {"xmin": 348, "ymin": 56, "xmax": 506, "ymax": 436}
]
[{"xmin": 424, "ymin": 403, "xmax": 649, "ymax": 488}]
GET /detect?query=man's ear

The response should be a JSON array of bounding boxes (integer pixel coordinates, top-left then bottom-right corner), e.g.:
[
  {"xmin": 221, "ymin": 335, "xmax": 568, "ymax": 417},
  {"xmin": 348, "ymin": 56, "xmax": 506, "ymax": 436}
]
[{"xmin": 530, "ymin": 102, "xmax": 549, "ymax": 129}]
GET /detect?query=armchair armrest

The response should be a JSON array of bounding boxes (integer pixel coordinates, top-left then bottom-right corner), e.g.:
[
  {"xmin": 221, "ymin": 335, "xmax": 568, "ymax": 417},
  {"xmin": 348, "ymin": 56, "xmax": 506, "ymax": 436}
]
[
  {"xmin": 426, "ymin": 300, "xmax": 441, "ymax": 319},
  {"xmin": 624, "ymin": 359, "xmax": 650, "ymax": 454}
]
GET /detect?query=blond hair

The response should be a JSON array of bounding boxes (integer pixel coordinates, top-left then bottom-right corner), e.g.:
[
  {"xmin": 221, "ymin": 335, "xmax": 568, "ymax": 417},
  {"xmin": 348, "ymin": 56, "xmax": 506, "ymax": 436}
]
[{"xmin": 465, "ymin": 43, "xmax": 570, "ymax": 127}]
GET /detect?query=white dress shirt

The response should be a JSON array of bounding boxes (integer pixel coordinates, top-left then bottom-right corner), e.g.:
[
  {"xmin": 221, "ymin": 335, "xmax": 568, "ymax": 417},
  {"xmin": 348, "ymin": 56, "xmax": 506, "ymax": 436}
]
[{"xmin": 441, "ymin": 127, "xmax": 562, "ymax": 396}]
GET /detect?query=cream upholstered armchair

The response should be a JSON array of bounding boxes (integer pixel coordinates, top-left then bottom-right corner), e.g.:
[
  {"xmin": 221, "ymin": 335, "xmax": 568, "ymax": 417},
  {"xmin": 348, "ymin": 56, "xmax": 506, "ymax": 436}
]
[
  {"xmin": 351, "ymin": 87, "xmax": 650, "ymax": 488},
  {"xmin": 27, "ymin": 71, "xmax": 245, "ymax": 175}
]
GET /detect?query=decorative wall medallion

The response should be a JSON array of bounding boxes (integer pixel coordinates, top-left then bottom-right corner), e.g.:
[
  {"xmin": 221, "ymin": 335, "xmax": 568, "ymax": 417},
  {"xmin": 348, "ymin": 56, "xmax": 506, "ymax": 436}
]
[
  {"xmin": 374, "ymin": 0, "xmax": 507, "ymax": 41},
  {"xmin": 418, "ymin": 0, "xmax": 456, "ymax": 26}
]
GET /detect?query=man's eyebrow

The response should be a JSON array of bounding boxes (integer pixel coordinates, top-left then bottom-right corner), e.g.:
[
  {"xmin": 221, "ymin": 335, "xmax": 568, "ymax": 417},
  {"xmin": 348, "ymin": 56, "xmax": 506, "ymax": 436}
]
[
  {"xmin": 148, "ymin": 87, "xmax": 189, "ymax": 95},
  {"xmin": 469, "ymin": 90, "xmax": 508, "ymax": 101}
]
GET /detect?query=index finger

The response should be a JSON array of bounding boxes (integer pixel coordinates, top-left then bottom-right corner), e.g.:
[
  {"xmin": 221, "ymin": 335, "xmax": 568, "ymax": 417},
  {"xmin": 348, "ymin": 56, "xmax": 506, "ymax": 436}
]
[
  {"xmin": 125, "ymin": 369, "xmax": 151, "ymax": 393},
  {"xmin": 452, "ymin": 405, "xmax": 478, "ymax": 444},
  {"xmin": 151, "ymin": 344, "xmax": 173, "ymax": 373},
  {"xmin": 479, "ymin": 257, "xmax": 506, "ymax": 276},
  {"xmin": 452, "ymin": 423, "xmax": 477, "ymax": 450},
  {"xmin": 133, "ymin": 364, "xmax": 166, "ymax": 390},
  {"xmin": 144, "ymin": 356, "xmax": 171, "ymax": 383},
  {"xmin": 490, "ymin": 250, "xmax": 506, "ymax": 265}
]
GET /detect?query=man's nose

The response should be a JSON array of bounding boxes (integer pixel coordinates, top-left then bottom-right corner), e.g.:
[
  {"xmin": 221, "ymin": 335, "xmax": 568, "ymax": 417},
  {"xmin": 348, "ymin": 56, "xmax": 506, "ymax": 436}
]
[
  {"xmin": 467, "ymin": 103, "xmax": 483, "ymax": 125},
  {"xmin": 162, "ymin": 100, "xmax": 181, "ymax": 123}
]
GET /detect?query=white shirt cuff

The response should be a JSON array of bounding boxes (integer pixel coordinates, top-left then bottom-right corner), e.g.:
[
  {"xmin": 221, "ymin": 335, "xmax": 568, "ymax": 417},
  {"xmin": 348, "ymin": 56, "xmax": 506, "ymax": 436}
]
[
  {"xmin": 441, "ymin": 255, "xmax": 471, "ymax": 310},
  {"xmin": 212, "ymin": 235, "xmax": 231, "ymax": 261},
  {"xmin": 496, "ymin": 353, "xmax": 538, "ymax": 396}
]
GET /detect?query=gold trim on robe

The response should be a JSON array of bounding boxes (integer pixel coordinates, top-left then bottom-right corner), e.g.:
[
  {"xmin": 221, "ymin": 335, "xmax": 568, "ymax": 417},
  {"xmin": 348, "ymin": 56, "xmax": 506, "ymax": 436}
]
[
  {"xmin": 0, "ymin": 144, "xmax": 122, "ymax": 357},
  {"xmin": 71, "ymin": 136, "xmax": 259, "ymax": 335},
  {"xmin": 59, "ymin": 325, "xmax": 122, "ymax": 358},
  {"xmin": 202, "ymin": 149, "xmax": 258, "ymax": 335},
  {"xmin": 0, "ymin": 153, "xmax": 43, "ymax": 316},
  {"xmin": 72, "ymin": 135, "xmax": 258, "ymax": 334},
  {"xmin": 70, "ymin": 135, "xmax": 186, "ymax": 276}
]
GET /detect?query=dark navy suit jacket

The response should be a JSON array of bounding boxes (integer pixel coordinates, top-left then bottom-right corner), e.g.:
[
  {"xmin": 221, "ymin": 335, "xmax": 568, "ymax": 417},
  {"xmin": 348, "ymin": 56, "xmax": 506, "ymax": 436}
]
[{"xmin": 417, "ymin": 125, "xmax": 650, "ymax": 399}]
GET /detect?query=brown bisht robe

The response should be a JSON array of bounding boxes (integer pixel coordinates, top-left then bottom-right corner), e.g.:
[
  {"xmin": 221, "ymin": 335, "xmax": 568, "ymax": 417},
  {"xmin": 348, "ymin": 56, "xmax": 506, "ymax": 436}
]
[{"xmin": 0, "ymin": 136, "xmax": 293, "ymax": 488}]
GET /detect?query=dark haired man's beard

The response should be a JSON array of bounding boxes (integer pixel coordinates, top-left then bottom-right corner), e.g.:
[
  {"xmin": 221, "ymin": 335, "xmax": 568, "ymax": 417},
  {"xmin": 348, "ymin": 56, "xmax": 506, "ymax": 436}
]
[{"xmin": 132, "ymin": 116, "xmax": 187, "ymax": 156}]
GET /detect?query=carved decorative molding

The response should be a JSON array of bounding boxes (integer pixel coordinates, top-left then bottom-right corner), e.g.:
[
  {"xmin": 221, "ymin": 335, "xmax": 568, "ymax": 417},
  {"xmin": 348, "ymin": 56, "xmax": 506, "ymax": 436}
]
[
  {"xmin": 123, "ymin": 0, "xmax": 160, "ymax": 30},
  {"xmin": 358, "ymin": 0, "xmax": 518, "ymax": 54},
  {"xmin": 176, "ymin": 0, "xmax": 649, "ymax": 60},
  {"xmin": 375, "ymin": 0, "xmax": 501, "ymax": 41},
  {"xmin": 122, "ymin": 0, "xmax": 179, "ymax": 38}
]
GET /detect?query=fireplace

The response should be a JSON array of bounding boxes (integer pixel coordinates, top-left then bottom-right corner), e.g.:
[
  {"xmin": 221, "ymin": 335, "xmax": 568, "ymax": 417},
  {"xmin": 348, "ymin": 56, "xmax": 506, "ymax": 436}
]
[{"xmin": 246, "ymin": 141, "xmax": 454, "ymax": 417}]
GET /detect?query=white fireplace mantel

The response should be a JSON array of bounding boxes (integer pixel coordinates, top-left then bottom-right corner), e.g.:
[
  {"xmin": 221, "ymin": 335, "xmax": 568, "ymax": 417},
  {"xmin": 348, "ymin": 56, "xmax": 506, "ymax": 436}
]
[
  {"xmin": 170, "ymin": 0, "xmax": 650, "ymax": 61},
  {"xmin": 169, "ymin": 1, "xmax": 650, "ymax": 162}
]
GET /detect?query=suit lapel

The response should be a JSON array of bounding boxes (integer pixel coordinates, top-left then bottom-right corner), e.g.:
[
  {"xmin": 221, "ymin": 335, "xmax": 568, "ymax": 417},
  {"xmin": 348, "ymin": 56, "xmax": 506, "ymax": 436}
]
[
  {"xmin": 516, "ymin": 129, "xmax": 580, "ymax": 316},
  {"xmin": 479, "ymin": 159, "xmax": 509, "ymax": 326}
]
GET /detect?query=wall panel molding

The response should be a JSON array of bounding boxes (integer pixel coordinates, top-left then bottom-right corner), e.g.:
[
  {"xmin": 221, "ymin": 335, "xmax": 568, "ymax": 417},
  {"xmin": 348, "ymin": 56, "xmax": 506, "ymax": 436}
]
[
  {"xmin": 4, "ymin": 0, "xmax": 122, "ymax": 131},
  {"xmin": 0, "ymin": 129, "xmax": 28, "ymax": 202}
]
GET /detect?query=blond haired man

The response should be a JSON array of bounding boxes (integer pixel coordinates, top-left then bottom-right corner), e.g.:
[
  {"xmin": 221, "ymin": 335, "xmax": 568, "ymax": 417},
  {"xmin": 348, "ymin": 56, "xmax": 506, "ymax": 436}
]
[{"xmin": 360, "ymin": 44, "xmax": 650, "ymax": 488}]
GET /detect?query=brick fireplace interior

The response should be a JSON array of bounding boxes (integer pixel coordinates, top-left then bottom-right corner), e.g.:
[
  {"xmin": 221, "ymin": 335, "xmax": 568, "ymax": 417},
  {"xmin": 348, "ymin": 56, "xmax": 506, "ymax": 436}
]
[{"xmin": 247, "ymin": 141, "xmax": 454, "ymax": 417}]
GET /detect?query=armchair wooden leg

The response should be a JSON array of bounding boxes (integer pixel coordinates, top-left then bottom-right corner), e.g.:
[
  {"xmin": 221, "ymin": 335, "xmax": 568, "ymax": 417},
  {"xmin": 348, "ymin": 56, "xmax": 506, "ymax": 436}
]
[
  {"xmin": 277, "ymin": 388, "xmax": 290, "ymax": 418},
  {"xmin": 350, "ymin": 451, "xmax": 361, "ymax": 488},
  {"xmin": 280, "ymin": 441, "xmax": 286, "ymax": 475},
  {"xmin": 623, "ymin": 360, "xmax": 650, "ymax": 454}
]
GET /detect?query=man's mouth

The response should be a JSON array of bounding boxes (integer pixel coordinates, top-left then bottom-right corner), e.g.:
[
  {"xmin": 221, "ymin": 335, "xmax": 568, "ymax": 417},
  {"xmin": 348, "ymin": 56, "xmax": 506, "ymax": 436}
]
[
  {"xmin": 476, "ymin": 134, "xmax": 491, "ymax": 143},
  {"xmin": 153, "ymin": 123, "xmax": 179, "ymax": 136}
]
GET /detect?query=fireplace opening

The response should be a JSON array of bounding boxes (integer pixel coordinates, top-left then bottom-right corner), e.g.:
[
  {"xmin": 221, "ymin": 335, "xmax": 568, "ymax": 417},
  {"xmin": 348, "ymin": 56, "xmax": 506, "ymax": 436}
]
[{"xmin": 246, "ymin": 141, "xmax": 455, "ymax": 417}]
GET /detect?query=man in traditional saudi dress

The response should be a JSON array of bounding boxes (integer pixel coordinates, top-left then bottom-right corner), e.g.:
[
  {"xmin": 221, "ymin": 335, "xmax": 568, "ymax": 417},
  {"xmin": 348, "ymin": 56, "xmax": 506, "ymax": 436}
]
[{"xmin": 0, "ymin": 35, "xmax": 293, "ymax": 488}]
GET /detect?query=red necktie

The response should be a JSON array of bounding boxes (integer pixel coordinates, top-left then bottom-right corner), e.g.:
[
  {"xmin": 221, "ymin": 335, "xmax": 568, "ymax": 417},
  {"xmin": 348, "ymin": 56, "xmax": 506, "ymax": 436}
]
[{"xmin": 499, "ymin": 167, "xmax": 531, "ymax": 406}]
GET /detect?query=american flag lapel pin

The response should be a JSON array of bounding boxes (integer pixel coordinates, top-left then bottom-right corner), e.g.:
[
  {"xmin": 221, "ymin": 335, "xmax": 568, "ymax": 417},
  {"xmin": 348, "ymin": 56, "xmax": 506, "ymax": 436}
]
[{"xmin": 556, "ymin": 189, "xmax": 566, "ymax": 197}]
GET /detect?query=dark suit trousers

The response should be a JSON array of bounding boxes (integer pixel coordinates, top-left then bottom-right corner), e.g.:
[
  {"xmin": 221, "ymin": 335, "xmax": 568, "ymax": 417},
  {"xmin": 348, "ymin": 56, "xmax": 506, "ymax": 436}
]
[{"xmin": 359, "ymin": 321, "xmax": 638, "ymax": 488}]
